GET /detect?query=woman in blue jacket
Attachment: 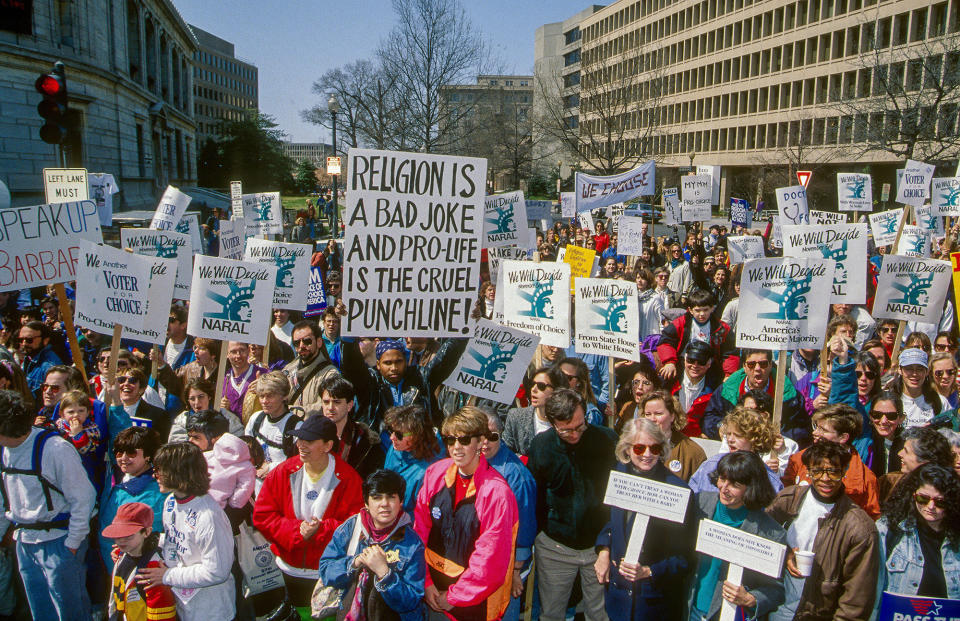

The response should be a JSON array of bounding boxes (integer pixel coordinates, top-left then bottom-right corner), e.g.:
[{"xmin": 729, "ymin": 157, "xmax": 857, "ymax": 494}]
[{"xmin": 828, "ymin": 343, "xmax": 882, "ymax": 461}]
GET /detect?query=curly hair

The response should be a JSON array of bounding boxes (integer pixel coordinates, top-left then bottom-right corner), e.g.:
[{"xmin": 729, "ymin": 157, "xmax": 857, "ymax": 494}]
[
  {"xmin": 153, "ymin": 442, "xmax": 210, "ymax": 497},
  {"xmin": 384, "ymin": 404, "xmax": 439, "ymax": 462},
  {"xmin": 638, "ymin": 390, "xmax": 687, "ymax": 433},
  {"xmin": 615, "ymin": 417, "xmax": 671, "ymax": 465},
  {"xmin": 720, "ymin": 407, "xmax": 776, "ymax": 453},
  {"xmin": 881, "ymin": 463, "xmax": 960, "ymax": 545}
]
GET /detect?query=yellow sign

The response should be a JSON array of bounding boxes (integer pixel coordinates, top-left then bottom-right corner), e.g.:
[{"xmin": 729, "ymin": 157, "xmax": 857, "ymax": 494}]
[
  {"xmin": 950, "ymin": 252, "xmax": 960, "ymax": 322},
  {"xmin": 563, "ymin": 244, "xmax": 596, "ymax": 294}
]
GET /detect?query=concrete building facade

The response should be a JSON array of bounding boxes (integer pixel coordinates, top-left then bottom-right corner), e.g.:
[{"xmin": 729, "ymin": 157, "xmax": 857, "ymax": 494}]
[
  {"xmin": 189, "ymin": 25, "xmax": 258, "ymax": 143},
  {"xmin": 281, "ymin": 142, "xmax": 332, "ymax": 166}
]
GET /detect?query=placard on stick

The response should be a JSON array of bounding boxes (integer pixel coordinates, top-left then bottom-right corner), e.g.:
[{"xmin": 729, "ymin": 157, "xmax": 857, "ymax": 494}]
[
  {"xmin": 74, "ymin": 240, "xmax": 152, "ymax": 335},
  {"xmin": 502, "ymin": 260, "xmax": 570, "ymax": 348},
  {"xmin": 604, "ymin": 470, "xmax": 691, "ymax": 564},
  {"xmin": 243, "ymin": 238, "xmax": 311, "ymax": 311},
  {"xmin": 484, "ymin": 190, "xmax": 529, "ymax": 248},
  {"xmin": 575, "ymin": 278, "xmax": 640, "ymax": 362},
  {"xmin": 782, "ymin": 224, "xmax": 868, "ymax": 304},
  {"xmin": 121, "ymin": 256, "xmax": 177, "ymax": 346},
  {"xmin": 186, "ymin": 255, "xmax": 277, "ymax": 346},
  {"xmin": 150, "ymin": 185, "xmax": 191, "ymax": 231},
  {"xmin": 444, "ymin": 319, "xmax": 540, "ymax": 404},
  {"xmin": 120, "ymin": 229, "xmax": 193, "ymax": 300}
]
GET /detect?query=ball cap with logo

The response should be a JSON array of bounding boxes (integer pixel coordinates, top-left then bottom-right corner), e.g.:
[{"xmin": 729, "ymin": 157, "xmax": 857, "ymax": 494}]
[
  {"xmin": 102, "ymin": 502, "xmax": 154, "ymax": 538},
  {"xmin": 288, "ymin": 415, "xmax": 338, "ymax": 442},
  {"xmin": 898, "ymin": 348, "xmax": 928, "ymax": 369}
]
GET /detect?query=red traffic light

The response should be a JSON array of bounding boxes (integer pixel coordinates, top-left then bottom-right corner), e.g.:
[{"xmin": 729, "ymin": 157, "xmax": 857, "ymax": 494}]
[{"xmin": 35, "ymin": 74, "xmax": 65, "ymax": 97}]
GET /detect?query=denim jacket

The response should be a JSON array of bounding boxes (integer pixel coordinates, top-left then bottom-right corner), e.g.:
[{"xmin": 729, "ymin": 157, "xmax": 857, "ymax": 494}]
[{"xmin": 876, "ymin": 517, "xmax": 960, "ymax": 603}]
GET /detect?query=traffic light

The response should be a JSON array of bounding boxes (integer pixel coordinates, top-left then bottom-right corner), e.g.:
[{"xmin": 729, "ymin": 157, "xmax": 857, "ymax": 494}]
[{"xmin": 35, "ymin": 62, "xmax": 68, "ymax": 144}]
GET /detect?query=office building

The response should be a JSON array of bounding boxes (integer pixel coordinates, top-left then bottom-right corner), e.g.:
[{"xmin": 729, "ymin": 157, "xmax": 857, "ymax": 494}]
[{"xmin": 190, "ymin": 25, "xmax": 258, "ymax": 142}]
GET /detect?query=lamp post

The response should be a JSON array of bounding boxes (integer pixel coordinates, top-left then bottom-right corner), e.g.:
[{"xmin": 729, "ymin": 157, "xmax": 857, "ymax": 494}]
[
  {"xmin": 328, "ymin": 94, "xmax": 340, "ymax": 237},
  {"xmin": 688, "ymin": 151, "xmax": 696, "ymax": 174},
  {"xmin": 557, "ymin": 160, "xmax": 563, "ymax": 199}
]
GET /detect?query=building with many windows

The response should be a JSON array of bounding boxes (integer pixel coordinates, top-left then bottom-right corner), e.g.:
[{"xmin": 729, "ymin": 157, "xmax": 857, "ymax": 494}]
[
  {"xmin": 0, "ymin": 0, "xmax": 198, "ymax": 210},
  {"xmin": 189, "ymin": 25, "xmax": 258, "ymax": 142},
  {"xmin": 281, "ymin": 142, "xmax": 333, "ymax": 167}
]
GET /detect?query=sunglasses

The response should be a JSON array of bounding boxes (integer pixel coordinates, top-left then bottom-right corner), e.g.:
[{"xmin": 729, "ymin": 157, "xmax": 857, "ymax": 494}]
[
  {"xmin": 870, "ymin": 409, "xmax": 900, "ymax": 421},
  {"xmin": 442, "ymin": 434, "xmax": 478, "ymax": 447},
  {"xmin": 292, "ymin": 337, "xmax": 314, "ymax": 347},
  {"xmin": 632, "ymin": 378, "xmax": 653, "ymax": 388},
  {"xmin": 744, "ymin": 360, "xmax": 770, "ymax": 369},
  {"xmin": 41, "ymin": 383, "xmax": 62, "ymax": 393},
  {"xmin": 117, "ymin": 376, "xmax": 139, "ymax": 385},
  {"xmin": 632, "ymin": 443, "xmax": 663, "ymax": 456},
  {"xmin": 934, "ymin": 369, "xmax": 957, "ymax": 378},
  {"xmin": 685, "ymin": 357, "xmax": 709, "ymax": 366},
  {"xmin": 934, "ymin": 343, "xmax": 953, "ymax": 351},
  {"xmin": 914, "ymin": 492, "xmax": 946, "ymax": 509},
  {"xmin": 809, "ymin": 467, "xmax": 844, "ymax": 481},
  {"xmin": 531, "ymin": 381, "xmax": 552, "ymax": 391},
  {"xmin": 16, "ymin": 335, "xmax": 40, "ymax": 343},
  {"xmin": 855, "ymin": 370, "xmax": 877, "ymax": 380},
  {"xmin": 386, "ymin": 427, "xmax": 413, "ymax": 439},
  {"xmin": 879, "ymin": 326, "xmax": 897, "ymax": 333},
  {"xmin": 486, "ymin": 432, "xmax": 501, "ymax": 442}
]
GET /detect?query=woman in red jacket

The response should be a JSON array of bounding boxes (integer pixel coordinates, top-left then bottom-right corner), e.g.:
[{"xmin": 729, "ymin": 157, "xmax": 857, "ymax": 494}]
[{"xmin": 253, "ymin": 415, "xmax": 364, "ymax": 607}]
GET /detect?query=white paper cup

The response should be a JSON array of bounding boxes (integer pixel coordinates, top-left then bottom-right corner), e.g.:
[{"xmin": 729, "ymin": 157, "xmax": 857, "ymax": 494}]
[{"xmin": 794, "ymin": 550, "xmax": 815, "ymax": 577}]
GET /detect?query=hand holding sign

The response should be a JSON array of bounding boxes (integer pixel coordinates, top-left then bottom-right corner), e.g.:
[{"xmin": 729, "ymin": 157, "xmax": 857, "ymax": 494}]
[{"xmin": 603, "ymin": 470, "xmax": 691, "ymax": 565}]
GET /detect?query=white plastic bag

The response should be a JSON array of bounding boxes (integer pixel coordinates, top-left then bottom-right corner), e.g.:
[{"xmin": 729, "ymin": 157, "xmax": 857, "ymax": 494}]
[{"xmin": 236, "ymin": 522, "xmax": 285, "ymax": 596}]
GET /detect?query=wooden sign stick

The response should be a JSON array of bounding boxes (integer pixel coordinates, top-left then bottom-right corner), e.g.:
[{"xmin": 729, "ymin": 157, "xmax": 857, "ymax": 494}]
[
  {"xmin": 719, "ymin": 564, "xmax": 745, "ymax": 621},
  {"xmin": 54, "ymin": 283, "xmax": 88, "ymax": 385},
  {"xmin": 103, "ymin": 323, "xmax": 123, "ymax": 409},
  {"xmin": 213, "ymin": 341, "xmax": 230, "ymax": 409}
]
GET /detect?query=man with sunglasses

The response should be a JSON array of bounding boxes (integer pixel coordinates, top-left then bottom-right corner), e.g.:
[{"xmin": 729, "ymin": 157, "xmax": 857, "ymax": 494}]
[
  {"xmin": 669, "ymin": 341, "xmax": 721, "ymax": 437},
  {"xmin": 17, "ymin": 321, "xmax": 63, "ymax": 400},
  {"xmin": 281, "ymin": 319, "xmax": 340, "ymax": 416},
  {"xmin": 527, "ymin": 389, "xmax": 617, "ymax": 621}
]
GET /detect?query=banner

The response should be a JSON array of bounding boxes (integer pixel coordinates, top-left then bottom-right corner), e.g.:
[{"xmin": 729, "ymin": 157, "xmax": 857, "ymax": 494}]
[
  {"xmin": 563, "ymin": 244, "xmax": 596, "ymax": 294},
  {"xmin": 122, "ymin": 256, "xmax": 178, "ymax": 346},
  {"xmin": 186, "ymin": 255, "xmax": 277, "ymax": 346},
  {"xmin": 575, "ymin": 278, "xmax": 640, "ymax": 361},
  {"xmin": 525, "ymin": 200, "xmax": 553, "ymax": 221},
  {"xmin": 74, "ymin": 240, "xmax": 152, "ymax": 335},
  {"xmin": 242, "ymin": 191, "xmax": 283, "ymax": 236},
  {"xmin": 444, "ymin": 319, "xmax": 540, "ymax": 404},
  {"xmin": 915, "ymin": 205, "xmax": 945, "ymax": 239},
  {"xmin": 0, "ymin": 200, "xmax": 102, "ymax": 292},
  {"xmin": 776, "ymin": 185, "xmax": 809, "ymax": 225},
  {"xmin": 575, "ymin": 160, "xmax": 655, "ymax": 213},
  {"xmin": 809, "ymin": 210, "xmax": 847, "ymax": 225},
  {"xmin": 782, "ymin": 224, "xmax": 868, "ymax": 304},
  {"xmin": 342, "ymin": 148, "xmax": 486, "ymax": 337},
  {"xmin": 931, "ymin": 177, "xmax": 960, "ymax": 216},
  {"xmin": 872, "ymin": 256, "xmax": 950, "ymax": 324},
  {"xmin": 662, "ymin": 187, "xmax": 681, "ymax": 225},
  {"xmin": 560, "ymin": 192, "xmax": 575, "ymax": 218},
  {"xmin": 488, "ymin": 246, "xmax": 528, "ymax": 285},
  {"xmin": 896, "ymin": 225, "xmax": 930, "ymax": 258},
  {"xmin": 696, "ymin": 165, "xmax": 721, "ymax": 205},
  {"xmin": 219, "ymin": 218, "xmax": 246, "ymax": 260},
  {"xmin": 244, "ymin": 239, "xmax": 311, "ymax": 311},
  {"xmin": 869, "ymin": 208, "xmax": 905, "ymax": 247},
  {"xmin": 876, "ymin": 592, "xmax": 960, "ymax": 620},
  {"xmin": 727, "ymin": 235, "xmax": 765, "ymax": 264},
  {"xmin": 303, "ymin": 266, "xmax": 327, "ymax": 318},
  {"xmin": 502, "ymin": 260, "xmax": 570, "ymax": 348},
  {"xmin": 484, "ymin": 190, "xmax": 529, "ymax": 249},
  {"xmin": 681, "ymin": 175, "xmax": 712, "ymax": 221},
  {"xmin": 730, "ymin": 198, "xmax": 752, "ymax": 228},
  {"xmin": 617, "ymin": 216, "xmax": 644, "ymax": 256},
  {"xmin": 736, "ymin": 257, "xmax": 834, "ymax": 349},
  {"xmin": 150, "ymin": 185, "xmax": 191, "ymax": 231},
  {"xmin": 121, "ymin": 229, "xmax": 193, "ymax": 300},
  {"xmin": 175, "ymin": 214, "xmax": 203, "ymax": 255},
  {"xmin": 896, "ymin": 159, "xmax": 934, "ymax": 206},
  {"xmin": 836, "ymin": 173, "xmax": 873, "ymax": 212}
]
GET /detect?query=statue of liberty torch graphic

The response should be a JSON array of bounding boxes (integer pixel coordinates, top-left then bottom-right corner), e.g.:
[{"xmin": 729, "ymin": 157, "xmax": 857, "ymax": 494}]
[
  {"xmin": 273, "ymin": 254, "xmax": 296, "ymax": 288},
  {"xmin": 485, "ymin": 202, "xmax": 516, "ymax": 234},
  {"xmin": 590, "ymin": 292, "xmax": 629, "ymax": 333},
  {"xmin": 818, "ymin": 241, "xmax": 848, "ymax": 287},
  {"xmin": 890, "ymin": 272, "xmax": 934, "ymax": 308}
]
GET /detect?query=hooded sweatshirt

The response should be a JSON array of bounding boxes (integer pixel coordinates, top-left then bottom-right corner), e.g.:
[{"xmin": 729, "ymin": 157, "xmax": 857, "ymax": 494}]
[{"xmin": 205, "ymin": 434, "xmax": 256, "ymax": 510}]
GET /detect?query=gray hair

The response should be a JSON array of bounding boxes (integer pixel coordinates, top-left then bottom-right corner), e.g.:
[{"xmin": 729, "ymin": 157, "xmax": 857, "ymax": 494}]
[
  {"xmin": 256, "ymin": 370, "xmax": 291, "ymax": 399},
  {"xmin": 614, "ymin": 417, "xmax": 671, "ymax": 465},
  {"xmin": 938, "ymin": 428, "xmax": 960, "ymax": 449}
]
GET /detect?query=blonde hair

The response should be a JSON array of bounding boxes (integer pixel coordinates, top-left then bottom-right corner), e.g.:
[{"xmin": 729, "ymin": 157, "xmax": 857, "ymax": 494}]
[
  {"xmin": 442, "ymin": 405, "xmax": 488, "ymax": 438},
  {"xmin": 615, "ymin": 417, "xmax": 671, "ymax": 465},
  {"xmin": 638, "ymin": 390, "xmax": 687, "ymax": 433},
  {"xmin": 59, "ymin": 389, "xmax": 91, "ymax": 413},
  {"xmin": 720, "ymin": 406, "xmax": 775, "ymax": 453},
  {"xmin": 256, "ymin": 370, "xmax": 290, "ymax": 398}
]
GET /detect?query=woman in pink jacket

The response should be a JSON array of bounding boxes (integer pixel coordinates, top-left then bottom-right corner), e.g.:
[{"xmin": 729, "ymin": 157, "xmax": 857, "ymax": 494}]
[{"xmin": 414, "ymin": 406, "xmax": 519, "ymax": 621}]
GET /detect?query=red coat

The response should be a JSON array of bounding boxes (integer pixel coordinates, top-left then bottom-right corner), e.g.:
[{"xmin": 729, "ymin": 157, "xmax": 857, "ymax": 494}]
[
  {"xmin": 253, "ymin": 453, "xmax": 363, "ymax": 571},
  {"xmin": 670, "ymin": 381, "xmax": 714, "ymax": 437}
]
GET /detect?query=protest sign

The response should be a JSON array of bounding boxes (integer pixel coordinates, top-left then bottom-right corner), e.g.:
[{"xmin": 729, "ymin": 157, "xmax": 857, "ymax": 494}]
[
  {"xmin": 563, "ymin": 244, "xmax": 596, "ymax": 294},
  {"xmin": 122, "ymin": 256, "xmax": 178, "ymax": 346},
  {"xmin": 0, "ymin": 200, "xmax": 102, "ymax": 292},
  {"xmin": 502, "ymin": 260, "xmax": 570, "ymax": 348},
  {"xmin": 484, "ymin": 190, "xmax": 529, "ymax": 249},
  {"xmin": 952, "ymin": 253, "xmax": 960, "ymax": 329},
  {"xmin": 809, "ymin": 210, "xmax": 847, "ymax": 225},
  {"xmin": 931, "ymin": 177, "xmax": 960, "ymax": 216},
  {"xmin": 242, "ymin": 192, "xmax": 283, "ymax": 236},
  {"xmin": 229, "ymin": 181, "xmax": 243, "ymax": 219},
  {"xmin": 342, "ymin": 148, "xmax": 486, "ymax": 337},
  {"xmin": 575, "ymin": 161, "xmax": 655, "ymax": 212},
  {"xmin": 74, "ymin": 240, "xmax": 152, "ymax": 335},
  {"xmin": 525, "ymin": 200, "xmax": 552, "ymax": 221},
  {"xmin": 606, "ymin": 202, "xmax": 627, "ymax": 230},
  {"xmin": 769, "ymin": 215, "xmax": 784, "ymax": 248},
  {"xmin": 575, "ymin": 278, "xmax": 640, "ymax": 361},
  {"xmin": 219, "ymin": 218, "xmax": 246, "ymax": 260},
  {"xmin": 873, "ymin": 256, "xmax": 950, "ymax": 324},
  {"xmin": 577, "ymin": 210, "xmax": 597, "ymax": 235},
  {"xmin": 150, "ymin": 185, "xmax": 191, "ymax": 231},
  {"xmin": 736, "ymin": 257, "xmax": 834, "ymax": 349},
  {"xmin": 896, "ymin": 225, "xmax": 930, "ymax": 258},
  {"xmin": 730, "ymin": 198, "xmax": 752, "ymax": 227},
  {"xmin": 488, "ymin": 246, "xmax": 529, "ymax": 285},
  {"xmin": 727, "ymin": 235, "xmax": 765, "ymax": 264},
  {"xmin": 303, "ymin": 266, "xmax": 327, "ymax": 318},
  {"xmin": 121, "ymin": 228, "xmax": 193, "ymax": 300},
  {"xmin": 896, "ymin": 159, "xmax": 935, "ymax": 206},
  {"xmin": 444, "ymin": 319, "xmax": 541, "ymax": 404},
  {"xmin": 782, "ymin": 224, "xmax": 868, "ymax": 304},
  {"xmin": 176, "ymin": 214, "xmax": 203, "ymax": 255},
  {"xmin": 876, "ymin": 592, "xmax": 960, "ymax": 621},
  {"xmin": 186, "ymin": 255, "xmax": 277, "ymax": 346},
  {"xmin": 681, "ymin": 175, "xmax": 712, "ymax": 221},
  {"xmin": 836, "ymin": 173, "xmax": 873, "ymax": 212},
  {"xmin": 43, "ymin": 168, "xmax": 88, "ymax": 204},
  {"xmin": 695, "ymin": 518, "xmax": 786, "ymax": 579},
  {"xmin": 560, "ymin": 192, "xmax": 576, "ymax": 218},
  {"xmin": 244, "ymin": 239, "xmax": 311, "ymax": 310},
  {"xmin": 776, "ymin": 185, "xmax": 809, "ymax": 225},
  {"xmin": 869, "ymin": 208, "xmax": 905, "ymax": 247},
  {"xmin": 603, "ymin": 470, "xmax": 691, "ymax": 563},
  {"xmin": 617, "ymin": 216, "xmax": 644, "ymax": 256},
  {"xmin": 914, "ymin": 204, "xmax": 945, "ymax": 238},
  {"xmin": 662, "ymin": 187, "xmax": 681, "ymax": 225},
  {"xmin": 696, "ymin": 165, "xmax": 721, "ymax": 204},
  {"xmin": 493, "ymin": 269, "xmax": 505, "ymax": 324},
  {"xmin": 88, "ymin": 172, "xmax": 118, "ymax": 227}
]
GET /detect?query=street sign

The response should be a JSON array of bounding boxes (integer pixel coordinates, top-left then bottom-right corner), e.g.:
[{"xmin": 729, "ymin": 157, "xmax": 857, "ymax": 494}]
[
  {"xmin": 796, "ymin": 170, "xmax": 812, "ymax": 189},
  {"xmin": 327, "ymin": 156, "xmax": 341, "ymax": 175},
  {"xmin": 881, "ymin": 183, "xmax": 891, "ymax": 203},
  {"xmin": 229, "ymin": 180, "xmax": 243, "ymax": 219},
  {"xmin": 43, "ymin": 168, "xmax": 88, "ymax": 204}
]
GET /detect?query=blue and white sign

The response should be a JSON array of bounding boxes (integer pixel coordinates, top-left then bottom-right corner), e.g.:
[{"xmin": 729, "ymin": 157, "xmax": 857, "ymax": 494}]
[
  {"xmin": 896, "ymin": 159, "xmax": 935, "ymax": 206},
  {"xmin": 244, "ymin": 238, "xmax": 311, "ymax": 310},
  {"xmin": 896, "ymin": 225, "xmax": 930, "ymax": 258},
  {"xmin": 872, "ymin": 255, "xmax": 951, "ymax": 324},
  {"xmin": 727, "ymin": 235, "xmax": 765, "ymax": 264},
  {"xmin": 74, "ymin": 240, "xmax": 153, "ymax": 335},
  {"xmin": 575, "ymin": 160, "xmax": 655, "ymax": 213},
  {"xmin": 122, "ymin": 255, "xmax": 178, "ymax": 346},
  {"xmin": 617, "ymin": 216, "xmax": 644, "ymax": 256},
  {"xmin": 775, "ymin": 185, "xmax": 809, "ymax": 225},
  {"xmin": 560, "ymin": 192, "xmax": 576, "ymax": 218},
  {"xmin": 730, "ymin": 198, "xmax": 752, "ymax": 227},
  {"xmin": 242, "ymin": 191, "xmax": 283, "ymax": 236},
  {"xmin": 175, "ymin": 214, "xmax": 203, "ymax": 255},
  {"xmin": 444, "ymin": 318, "xmax": 540, "ymax": 404},
  {"xmin": 696, "ymin": 165, "xmax": 721, "ymax": 205},
  {"xmin": 662, "ymin": 187, "xmax": 681, "ymax": 225},
  {"xmin": 187, "ymin": 254, "xmax": 277, "ymax": 346},
  {"xmin": 149, "ymin": 185, "xmax": 191, "ymax": 231},
  {"xmin": 869, "ymin": 208, "xmax": 905, "ymax": 247},
  {"xmin": 303, "ymin": 266, "xmax": 327, "ymax": 318},
  {"xmin": 782, "ymin": 224, "xmax": 868, "ymax": 304},
  {"xmin": 836, "ymin": 173, "xmax": 873, "ymax": 212},
  {"xmin": 574, "ymin": 277, "xmax": 640, "ymax": 361},
  {"xmin": 931, "ymin": 177, "xmax": 960, "ymax": 216},
  {"xmin": 915, "ymin": 204, "xmax": 945, "ymax": 239},
  {"xmin": 876, "ymin": 591, "xmax": 960, "ymax": 620},
  {"xmin": 121, "ymin": 228, "xmax": 193, "ymax": 300},
  {"xmin": 525, "ymin": 200, "xmax": 553, "ymax": 221},
  {"xmin": 219, "ymin": 218, "xmax": 246, "ymax": 260},
  {"xmin": 484, "ymin": 190, "xmax": 530, "ymax": 249},
  {"xmin": 681, "ymin": 175, "xmax": 712, "ymax": 222},
  {"xmin": 502, "ymin": 260, "xmax": 571, "ymax": 348}
]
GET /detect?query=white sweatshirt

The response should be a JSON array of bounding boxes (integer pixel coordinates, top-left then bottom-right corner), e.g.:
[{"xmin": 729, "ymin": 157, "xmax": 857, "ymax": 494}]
[{"xmin": 160, "ymin": 493, "xmax": 236, "ymax": 621}]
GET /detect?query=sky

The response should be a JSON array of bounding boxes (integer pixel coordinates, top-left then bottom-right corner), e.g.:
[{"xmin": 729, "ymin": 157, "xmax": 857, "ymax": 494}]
[{"xmin": 174, "ymin": 0, "xmax": 594, "ymax": 142}]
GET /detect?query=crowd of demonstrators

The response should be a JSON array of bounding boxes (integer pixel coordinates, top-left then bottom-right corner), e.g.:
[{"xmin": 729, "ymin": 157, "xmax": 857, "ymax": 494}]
[{"xmin": 3, "ymin": 215, "xmax": 960, "ymax": 621}]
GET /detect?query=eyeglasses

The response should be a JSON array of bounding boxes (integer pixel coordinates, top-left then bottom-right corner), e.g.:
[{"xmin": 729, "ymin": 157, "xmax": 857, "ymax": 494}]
[
  {"xmin": 563, "ymin": 372, "xmax": 579, "ymax": 384},
  {"xmin": 41, "ymin": 383, "xmax": 62, "ymax": 393},
  {"xmin": 117, "ymin": 376, "xmax": 138, "ymax": 385},
  {"xmin": 531, "ymin": 381, "xmax": 552, "ymax": 391},
  {"xmin": 632, "ymin": 443, "xmax": 663, "ymax": 456},
  {"xmin": 441, "ymin": 434, "xmax": 478, "ymax": 447},
  {"xmin": 870, "ymin": 409, "xmax": 900, "ymax": 421},
  {"xmin": 16, "ymin": 335, "xmax": 40, "ymax": 343},
  {"xmin": 855, "ymin": 370, "xmax": 877, "ymax": 380},
  {"xmin": 98, "ymin": 356, "xmax": 111, "ymax": 364},
  {"xmin": 809, "ymin": 467, "xmax": 844, "ymax": 480},
  {"xmin": 555, "ymin": 422, "xmax": 587, "ymax": 437},
  {"xmin": 934, "ymin": 369, "xmax": 957, "ymax": 378},
  {"xmin": 655, "ymin": 274, "xmax": 668, "ymax": 279},
  {"xmin": 292, "ymin": 337, "xmax": 314, "ymax": 347},
  {"xmin": 744, "ymin": 360, "xmax": 770, "ymax": 370},
  {"xmin": 914, "ymin": 492, "xmax": 946, "ymax": 509},
  {"xmin": 387, "ymin": 427, "xmax": 413, "ymax": 439},
  {"xmin": 486, "ymin": 432, "xmax": 501, "ymax": 442},
  {"xmin": 879, "ymin": 326, "xmax": 897, "ymax": 333},
  {"xmin": 632, "ymin": 378, "xmax": 653, "ymax": 388}
]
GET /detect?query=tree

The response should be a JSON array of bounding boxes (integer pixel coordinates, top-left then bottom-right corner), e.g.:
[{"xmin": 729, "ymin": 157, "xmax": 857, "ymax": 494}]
[
  {"xmin": 198, "ymin": 111, "xmax": 295, "ymax": 192},
  {"xmin": 293, "ymin": 160, "xmax": 319, "ymax": 194}
]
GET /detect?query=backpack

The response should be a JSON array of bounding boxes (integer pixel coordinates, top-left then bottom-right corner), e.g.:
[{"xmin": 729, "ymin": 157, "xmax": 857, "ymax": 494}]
[
  {"xmin": 250, "ymin": 412, "xmax": 299, "ymax": 458},
  {"xmin": 0, "ymin": 427, "xmax": 71, "ymax": 530}
]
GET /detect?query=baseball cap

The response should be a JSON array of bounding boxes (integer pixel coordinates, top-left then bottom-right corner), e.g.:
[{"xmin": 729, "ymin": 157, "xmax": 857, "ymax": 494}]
[
  {"xmin": 288, "ymin": 415, "xmax": 338, "ymax": 442},
  {"xmin": 683, "ymin": 341, "xmax": 713, "ymax": 364},
  {"xmin": 102, "ymin": 502, "xmax": 154, "ymax": 538},
  {"xmin": 898, "ymin": 348, "xmax": 928, "ymax": 368}
]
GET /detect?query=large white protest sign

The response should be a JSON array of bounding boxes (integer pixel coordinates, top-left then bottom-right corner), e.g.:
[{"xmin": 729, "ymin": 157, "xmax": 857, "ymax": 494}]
[
  {"xmin": 560, "ymin": 192, "xmax": 576, "ymax": 218},
  {"xmin": 604, "ymin": 470, "xmax": 691, "ymax": 563},
  {"xmin": 896, "ymin": 159, "xmax": 934, "ymax": 206},
  {"xmin": 342, "ymin": 148, "xmax": 486, "ymax": 337},
  {"xmin": 578, "ymin": 210, "xmax": 596, "ymax": 235},
  {"xmin": 782, "ymin": 224, "xmax": 868, "ymax": 304},
  {"xmin": 484, "ymin": 190, "xmax": 529, "ymax": 249},
  {"xmin": 121, "ymin": 229, "xmax": 193, "ymax": 300},
  {"xmin": 606, "ymin": 202, "xmax": 627, "ymax": 231},
  {"xmin": 219, "ymin": 218, "xmax": 246, "ymax": 260},
  {"xmin": 242, "ymin": 192, "xmax": 283, "ymax": 236},
  {"xmin": 896, "ymin": 225, "xmax": 930, "ymax": 258},
  {"xmin": 244, "ymin": 239, "xmax": 311, "ymax": 311},
  {"xmin": 488, "ymin": 246, "xmax": 528, "ymax": 285},
  {"xmin": 502, "ymin": 260, "xmax": 570, "ymax": 348},
  {"xmin": 175, "ymin": 214, "xmax": 203, "ymax": 255},
  {"xmin": 837, "ymin": 173, "xmax": 873, "ymax": 212},
  {"xmin": 737, "ymin": 257, "xmax": 834, "ymax": 349},
  {"xmin": 662, "ymin": 187, "xmax": 681, "ymax": 225},
  {"xmin": 575, "ymin": 278, "xmax": 640, "ymax": 362},
  {"xmin": 931, "ymin": 177, "xmax": 960, "ymax": 216},
  {"xmin": 869, "ymin": 208, "xmax": 905, "ymax": 247},
  {"xmin": 776, "ymin": 185, "xmax": 809, "ymax": 225},
  {"xmin": 696, "ymin": 518, "xmax": 786, "ymax": 579},
  {"xmin": 809, "ymin": 210, "xmax": 846, "ymax": 225},
  {"xmin": 0, "ymin": 200, "xmax": 102, "ymax": 292},
  {"xmin": 914, "ymin": 205, "xmax": 944, "ymax": 239},
  {"xmin": 493, "ymin": 269, "xmax": 505, "ymax": 324},
  {"xmin": 74, "ymin": 240, "xmax": 152, "ymax": 335},
  {"xmin": 575, "ymin": 161, "xmax": 655, "ymax": 212},
  {"xmin": 122, "ymin": 256, "xmax": 177, "ymax": 345},
  {"xmin": 444, "ymin": 319, "xmax": 540, "ymax": 404},
  {"xmin": 871, "ymin": 256, "xmax": 951, "ymax": 324},
  {"xmin": 681, "ymin": 175, "xmax": 712, "ymax": 221},
  {"xmin": 187, "ymin": 255, "xmax": 277, "ymax": 346},
  {"xmin": 696, "ymin": 165, "xmax": 721, "ymax": 205},
  {"xmin": 769, "ymin": 215, "xmax": 784, "ymax": 248},
  {"xmin": 727, "ymin": 235, "xmax": 765, "ymax": 264},
  {"xmin": 617, "ymin": 216, "xmax": 644, "ymax": 256},
  {"xmin": 150, "ymin": 185, "xmax": 191, "ymax": 231}
]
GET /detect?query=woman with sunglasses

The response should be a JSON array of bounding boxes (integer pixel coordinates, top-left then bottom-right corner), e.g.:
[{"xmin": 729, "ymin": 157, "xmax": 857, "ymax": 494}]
[
  {"xmin": 503, "ymin": 365, "xmax": 565, "ymax": 456},
  {"xmin": 929, "ymin": 351, "xmax": 959, "ymax": 409},
  {"xmin": 635, "ymin": 390, "xmax": 706, "ymax": 481},
  {"xmin": 383, "ymin": 403, "xmax": 443, "ymax": 515},
  {"xmin": 864, "ymin": 391, "xmax": 907, "ymax": 478},
  {"xmin": 875, "ymin": 463, "xmax": 960, "ymax": 602},
  {"xmin": 557, "ymin": 357, "xmax": 603, "ymax": 426},
  {"xmin": 594, "ymin": 417, "xmax": 696, "ymax": 620},
  {"xmin": 106, "ymin": 366, "xmax": 171, "ymax": 441},
  {"xmin": 415, "ymin": 406, "xmax": 518, "ymax": 621}
]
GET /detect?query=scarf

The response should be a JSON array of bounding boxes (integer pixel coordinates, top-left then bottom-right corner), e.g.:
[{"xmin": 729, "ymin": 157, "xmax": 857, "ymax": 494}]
[{"xmin": 345, "ymin": 510, "xmax": 409, "ymax": 621}]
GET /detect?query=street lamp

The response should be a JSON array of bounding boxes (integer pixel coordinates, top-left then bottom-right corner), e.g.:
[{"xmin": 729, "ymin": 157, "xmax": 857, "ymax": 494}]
[
  {"xmin": 688, "ymin": 151, "xmax": 696, "ymax": 173},
  {"xmin": 328, "ymin": 94, "xmax": 340, "ymax": 237}
]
